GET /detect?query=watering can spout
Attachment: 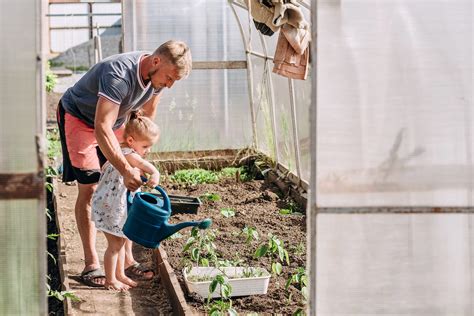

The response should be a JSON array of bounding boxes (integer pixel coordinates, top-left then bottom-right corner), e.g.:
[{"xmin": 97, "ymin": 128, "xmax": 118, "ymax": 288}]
[{"xmin": 162, "ymin": 218, "xmax": 213, "ymax": 239}]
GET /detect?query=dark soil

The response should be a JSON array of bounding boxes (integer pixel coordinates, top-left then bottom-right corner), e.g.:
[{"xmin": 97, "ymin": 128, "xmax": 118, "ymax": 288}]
[
  {"xmin": 47, "ymin": 178, "xmax": 64, "ymax": 315},
  {"xmin": 160, "ymin": 178, "xmax": 308, "ymax": 314}
]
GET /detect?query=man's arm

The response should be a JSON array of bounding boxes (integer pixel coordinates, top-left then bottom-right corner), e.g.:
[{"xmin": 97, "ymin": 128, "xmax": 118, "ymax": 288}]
[
  {"xmin": 94, "ymin": 96, "xmax": 142, "ymax": 191},
  {"xmin": 140, "ymin": 91, "xmax": 162, "ymax": 119}
]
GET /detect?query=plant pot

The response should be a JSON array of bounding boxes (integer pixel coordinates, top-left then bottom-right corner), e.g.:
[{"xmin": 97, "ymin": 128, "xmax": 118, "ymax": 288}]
[
  {"xmin": 151, "ymin": 193, "xmax": 202, "ymax": 214},
  {"xmin": 183, "ymin": 267, "xmax": 271, "ymax": 298}
]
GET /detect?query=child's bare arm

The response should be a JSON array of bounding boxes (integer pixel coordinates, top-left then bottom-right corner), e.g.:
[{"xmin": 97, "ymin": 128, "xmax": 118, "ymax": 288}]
[{"xmin": 125, "ymin": 153, "xmax": 160, "ymax": 187}]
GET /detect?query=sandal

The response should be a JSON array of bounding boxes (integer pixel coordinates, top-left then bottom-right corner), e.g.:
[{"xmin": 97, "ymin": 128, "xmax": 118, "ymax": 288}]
[
  {"xmin": 80, "ymin": 268, "xmax": 106, "ymax": 288},
  {"xmin": 125, "ymin": 262, "xmax": 155, "ymax": 280}
]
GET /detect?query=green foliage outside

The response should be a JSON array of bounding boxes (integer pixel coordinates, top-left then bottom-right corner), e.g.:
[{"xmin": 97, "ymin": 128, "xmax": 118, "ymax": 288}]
[{"xmin": 45, "ymin": 62, "xmax": 57, "ymax": 93}]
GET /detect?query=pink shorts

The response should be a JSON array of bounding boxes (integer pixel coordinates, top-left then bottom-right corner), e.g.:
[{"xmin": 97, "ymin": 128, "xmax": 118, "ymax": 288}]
[{"xmin": 57, "ymin": 103, "xmax": 124, "ymax": 184}]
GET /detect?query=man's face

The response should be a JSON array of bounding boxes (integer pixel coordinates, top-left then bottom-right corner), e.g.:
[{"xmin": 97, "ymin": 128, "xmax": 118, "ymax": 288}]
[{"xmin": 148, "ymin": 58, "xmax": 180, "ymax": 90}]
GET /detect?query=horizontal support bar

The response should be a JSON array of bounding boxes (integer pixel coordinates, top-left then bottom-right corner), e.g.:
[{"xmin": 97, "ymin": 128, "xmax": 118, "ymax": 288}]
[
  {"xmin": 0, "ymin": 173, "xmax": 44, "ymax": 200},
  {"xmin": 193, "ymin": 61, "xmax": 247, "ymax": 70},
  {"xmin": 46, "ymin": 13, "xmax": 121, "ymax": 17},
  {"xmin": 50, "ymin": 25, "xmax": 121, "ymax": 30},
  {"xmin": 248, "ymin": 50, "xmax": 274, "ymax": 61},
  {"xmin": 316, "ymin": 207, "xmax": 474, "ymax": 214}
]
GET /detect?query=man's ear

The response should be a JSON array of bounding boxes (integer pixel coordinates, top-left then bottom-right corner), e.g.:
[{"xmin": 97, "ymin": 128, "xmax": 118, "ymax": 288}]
[{"xmin": 153, "ymin": 56, "xmax": 161, "ymax": 67}]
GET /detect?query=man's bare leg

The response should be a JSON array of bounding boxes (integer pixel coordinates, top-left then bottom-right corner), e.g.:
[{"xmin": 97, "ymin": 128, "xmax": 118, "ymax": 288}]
[
  {"xmin": 76, "ymin": 182, "xmax": 105, "ymax": 285},
  {"xmin": 124, "ymin": 239, "xmax": 154, "ymax": 280}
]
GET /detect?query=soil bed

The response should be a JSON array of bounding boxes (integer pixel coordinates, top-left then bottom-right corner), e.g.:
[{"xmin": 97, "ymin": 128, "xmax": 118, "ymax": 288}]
[{"xmin": 158, "ymin": 177, "xmax": 307, "ymax": 314}]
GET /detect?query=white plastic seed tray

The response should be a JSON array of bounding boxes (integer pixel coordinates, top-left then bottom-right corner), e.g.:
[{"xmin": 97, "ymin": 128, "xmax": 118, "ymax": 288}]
[{"xmin": 183, "ymin": 267, "xmax": 271, "ymax": 298}]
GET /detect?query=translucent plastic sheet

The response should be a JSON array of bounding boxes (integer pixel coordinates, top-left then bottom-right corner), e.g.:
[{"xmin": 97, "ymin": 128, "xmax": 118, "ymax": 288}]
[
  {"xmin": 317, "ymin": 0, "xmax": 473, "ymax": 207},
  {"xmin": 125, "ymin": 0, "xmax": 246, "ymax": 61},
  {"xmin": 316, "ymin": 214, "xmax": 473, "ymax": 315},
  {"xmin": 49, "ymin": 3, "xmax": 121, "ymax": 53},
  {"xmin": 0, "ymin": 201, "xmax": 43, "ymax": 315},
  {"xmin": 155, "ymin": 69, "xmax": 251, "ymax": 151}
]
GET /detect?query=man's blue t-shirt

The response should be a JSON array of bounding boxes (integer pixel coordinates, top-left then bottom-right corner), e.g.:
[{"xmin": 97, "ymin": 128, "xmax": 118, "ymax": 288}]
[{"xmin": 61, "ymin": 51, "xmax": 162, "ymax": 129}]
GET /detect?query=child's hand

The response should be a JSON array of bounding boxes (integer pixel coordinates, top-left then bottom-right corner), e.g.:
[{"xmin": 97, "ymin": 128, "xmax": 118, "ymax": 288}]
[{"xmin": 146, "ymin": 172, "xmax": 160, "ymax": 188}]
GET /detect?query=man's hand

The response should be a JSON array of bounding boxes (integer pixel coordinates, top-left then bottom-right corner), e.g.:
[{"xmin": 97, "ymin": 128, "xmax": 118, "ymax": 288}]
[{"xmin": 123, "ymin": 167, "xmax": 142, "ymax": 191}]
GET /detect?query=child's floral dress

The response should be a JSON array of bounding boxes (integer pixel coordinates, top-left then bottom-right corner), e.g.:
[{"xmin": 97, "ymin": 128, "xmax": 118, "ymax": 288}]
[{"xmin": 92, "ymin": 147, "xmax": 138, "ymax": 237}]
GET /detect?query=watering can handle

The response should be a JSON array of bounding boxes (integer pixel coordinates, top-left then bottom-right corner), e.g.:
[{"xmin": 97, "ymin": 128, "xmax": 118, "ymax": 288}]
[{"xmin": 140, "ymin": 176, "xmax": 171, "ymax": 212}]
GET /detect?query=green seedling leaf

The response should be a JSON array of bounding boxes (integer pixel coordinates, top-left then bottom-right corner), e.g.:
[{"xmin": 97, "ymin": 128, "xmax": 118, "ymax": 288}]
[
  {"xmin": 200, "ymin": 192, "xmax": 221, "ymax": 202},
  {"xmin": 47, "ymin": 233, "xmax": 59, "ymax": 240},
  {"xmin": 272, "ymin": 262, "xmax": 283, "ymax": 275},
  {"xmin": 254, "ymin": 244, "xmax": 268, "ymax": 258},
  {"xmin": 280, "ymin": 209, "xmax": 292, "ymax": 215},
  {"xmin": 220, "ymin": 208, "xmax": 235, "ymax": 218},
  {"xmin": 191, "ymin": 248, "xmax": 199, "ymax": 261},
  {"xmin": 209, "ymin": 279, "xmax": 218, "ymax": 294}
]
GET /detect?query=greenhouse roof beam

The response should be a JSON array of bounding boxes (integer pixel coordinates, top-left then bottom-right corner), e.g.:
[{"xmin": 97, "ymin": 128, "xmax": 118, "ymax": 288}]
[{"xmin": 192, "ymin": 61, "xmax": 247, "ymax": 70}]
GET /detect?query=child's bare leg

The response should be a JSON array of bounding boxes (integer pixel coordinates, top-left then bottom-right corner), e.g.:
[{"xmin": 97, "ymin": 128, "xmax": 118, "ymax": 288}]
[
  {"xmin": 116, "ymin": 244, "xmax": 137, "ymax": 287},
  {"xmin": 103, "ymin": 232, "xmax": 130, "ymax": 291}
]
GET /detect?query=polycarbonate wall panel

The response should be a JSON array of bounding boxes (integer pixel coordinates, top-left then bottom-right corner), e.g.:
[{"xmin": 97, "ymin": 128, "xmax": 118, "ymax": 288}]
[
  {"xmin": 124, "ymin": 0, "xmax": 245, "ymax": 61},
  {"xmin": 0, "ymin": 201, "xmax": 43, "ymax": 315},
  {"xmin": 272, "ymin": 73, "xmax": 296, "ymax": 170},
  {"xmin": 0, "ymin": 0, "xmax": 45, "ymax": 313},
  {"xmin": 49, "ymin": 3, "xmax": 89, "ymax": 53},
  {"xmin": 317, "ymin": 0, "xmax": 473, "ymax": 207},
  {"xmin": 49, "ymin": 3, "xmax": 121, "ymax": 53},
  {"xmin": 155, "ymin": 69, "xmax": 251, "ymax": 151},
  {"xmin": 252, "ymin": 56, "xmax": 274, "ymax": 158},
  {"xmin": 294, "ymin": 77, "xmax": 312, "ymax": 181},
  {"xmin": 316, "ymin": 214, "xmax": 473, "ymax": 315},
  {"xmin": 1, "ymin": 5, "xmax": 39, "ymax": 173}
]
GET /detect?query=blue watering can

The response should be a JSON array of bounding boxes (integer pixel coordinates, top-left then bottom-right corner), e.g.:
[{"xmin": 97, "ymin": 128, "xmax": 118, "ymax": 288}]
[{"xmin": 123, "ymin": 184, "xmax": 212, "ymax": 248}]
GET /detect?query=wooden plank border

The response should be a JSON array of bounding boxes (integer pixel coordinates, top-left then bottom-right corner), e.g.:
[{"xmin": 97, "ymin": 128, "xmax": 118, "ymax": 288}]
[
  {"xmin": 0, "ymin": 172, "xmax": 44, "ymax": 199},
  {"xmin": 52, "ymin": 178, "xmax": 73, "ymax": 315},
  {"xmin": 154, "ymin": 247, "xmax": 195, "ymax": 316}
]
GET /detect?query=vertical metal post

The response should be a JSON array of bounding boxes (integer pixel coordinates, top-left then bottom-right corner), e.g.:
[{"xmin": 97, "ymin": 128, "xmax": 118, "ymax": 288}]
[
  {"xmin": 288, "ymin": 78, "xmax": 302, "ymax": 178},
  {"xmin": 222, "ymin": 2, "xmax": 230, "ymax": 140},
  {"xmin": 88, "ymin": 2, "xmax": 93, "ymax": 40},
  {"xmin": 94, "ymin": 23, "xmax": 102, "ymax": 64},
  {"xmin": 228, "ymin": 0, "xmax": 258, "ymax": 148},
  {"xmin": 309, "ymin": 0, "xmax": 318, "ymax": 314}
]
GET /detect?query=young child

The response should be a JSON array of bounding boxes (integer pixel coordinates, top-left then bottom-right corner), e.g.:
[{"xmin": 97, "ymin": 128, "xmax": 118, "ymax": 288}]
[{"xmin": 91, "ymin": 111, "xmax": 161, "ymax": 291}]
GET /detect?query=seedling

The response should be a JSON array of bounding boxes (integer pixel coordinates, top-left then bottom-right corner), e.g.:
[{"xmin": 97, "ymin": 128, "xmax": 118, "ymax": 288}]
[
  {"xmin": 279, "ymin": 201, "xmax": 303, "ymax": 216},
  {"xmin": 182, "ymin": 227, "xmax": 218, "ymax": 269},
  {"xmin": 200, "ymin": 192, "xmax": 221, "ymax": 202},
  {"xmin": 241, "ymin": 226, "xmax": 259, "ymax": 244},
  {"xmin": 171, "ymin": 169, "xmax": 219, "ymax": 184},
  {"xmin": 220, "ymin": 208, "xmax": 235, "ymax": 218},
  {"xmin": 254, "ymin": 234, "xmax": 290, "ymax": 275},
  {"xmin": 285, "ymin": 267, "xmax": 308, "ymax": 292},
  {"xmin": 207, "ymin": 274, "xmax": 237, "ymax": 316},
  {"xmin": 241, "ymin": 267, "xmax": 266, "ymax": 278}
]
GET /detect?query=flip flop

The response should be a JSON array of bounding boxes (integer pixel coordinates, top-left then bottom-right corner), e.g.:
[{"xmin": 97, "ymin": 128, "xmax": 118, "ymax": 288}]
[
  {"xmin": 80, "ymin": 268, "xmax": 106, "ymax": 288},
  {"xmin": 125, "ymin": 262, "xmax": 155, "ymax": 281}
]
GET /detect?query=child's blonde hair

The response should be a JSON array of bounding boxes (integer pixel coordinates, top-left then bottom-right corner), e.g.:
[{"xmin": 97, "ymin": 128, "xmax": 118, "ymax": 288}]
[{"xmin": 124, "ymin": 111, "xmax": 160, "ymax": 141}]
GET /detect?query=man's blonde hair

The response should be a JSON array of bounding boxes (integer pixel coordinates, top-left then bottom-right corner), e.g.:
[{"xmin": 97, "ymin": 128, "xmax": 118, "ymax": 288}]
[
  {"xmin": 124, "ymin": 111, "xmax": 160, "ymax": 142},
  {"xmin": 153, "ymin": 40, "xmax": 192, "ymax": 79}
]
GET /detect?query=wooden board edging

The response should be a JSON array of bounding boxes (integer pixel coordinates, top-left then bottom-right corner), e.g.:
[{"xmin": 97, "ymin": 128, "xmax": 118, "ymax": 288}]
[
  {"xmin": 52, "ymin": 178, "xmax": 73, "ymax": 315},
  {"xmin": 154, "ymin": 247, "xmax": 196, "ymax": 315}
]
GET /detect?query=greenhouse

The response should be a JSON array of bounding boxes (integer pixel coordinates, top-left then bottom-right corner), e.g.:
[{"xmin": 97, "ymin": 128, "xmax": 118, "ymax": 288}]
[{"xmin": 0, "ymin": 0, "xmax": 472, "ymax": 315}]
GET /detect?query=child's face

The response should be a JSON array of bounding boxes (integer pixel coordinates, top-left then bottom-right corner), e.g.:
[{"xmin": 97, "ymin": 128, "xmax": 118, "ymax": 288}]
[{"xmin": 128, "ymin": 136, "xmax": 157, "ymax": 157}]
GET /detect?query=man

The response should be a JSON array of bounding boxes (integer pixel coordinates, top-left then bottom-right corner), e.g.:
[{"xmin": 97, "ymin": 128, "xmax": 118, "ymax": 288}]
[{"xmin": 57, "ymin": 40, "xmax": 192, "ymax": 287}]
